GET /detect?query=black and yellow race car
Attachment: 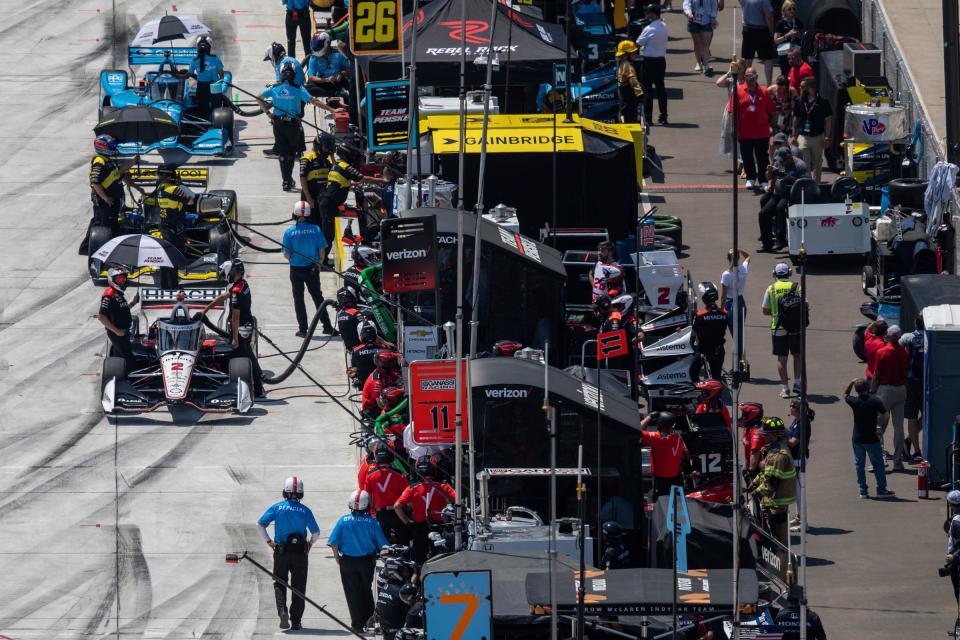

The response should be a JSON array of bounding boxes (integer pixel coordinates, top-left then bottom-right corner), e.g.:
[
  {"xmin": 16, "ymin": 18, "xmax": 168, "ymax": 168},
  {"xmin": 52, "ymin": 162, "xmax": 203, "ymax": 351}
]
[{"xmin": 86, "ymin": 165, "xmax": 238, "ymax": 286}]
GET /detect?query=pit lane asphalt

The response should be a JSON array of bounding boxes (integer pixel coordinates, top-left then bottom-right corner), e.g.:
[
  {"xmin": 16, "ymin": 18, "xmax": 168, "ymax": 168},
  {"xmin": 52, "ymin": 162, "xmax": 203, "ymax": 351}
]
[
  {"xmin": 646, "ymin": 8, "xmax": 954, "ymax": 638},
  {"xmin": 0, "ymin": 1, "xmax": 361, "ymax": 637}
]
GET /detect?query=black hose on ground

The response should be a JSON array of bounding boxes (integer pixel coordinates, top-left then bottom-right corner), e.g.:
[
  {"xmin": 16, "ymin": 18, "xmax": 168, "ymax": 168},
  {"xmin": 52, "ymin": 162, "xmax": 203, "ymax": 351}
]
[{"xmin": 261, "ymin": 300, "xmax": 336, "ymax": 385}]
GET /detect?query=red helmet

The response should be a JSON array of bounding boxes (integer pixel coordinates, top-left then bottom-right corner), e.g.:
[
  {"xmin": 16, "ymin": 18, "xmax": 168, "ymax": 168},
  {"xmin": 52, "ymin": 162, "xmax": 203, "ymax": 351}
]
[
  {"xmin": 380, "ymin": 385, "xmax": 406, "ymax": 409},
  {"xmin": 375, "ymin": 350, "xmax": 402, "ymax": 369},
  {"xmin": 696, "ymin": 380, "xmax": 724, "ymax": 404},
  {"xmin": 738, "ymin": 402, "xmax": 764, "ymax": 429},
  {"xmin": 493, "ymin": 340, "xmax": 523, "ymax": 357},
  {"xmin": 95, "ymin": 134, "xmax": 119, "ymax": 156}
]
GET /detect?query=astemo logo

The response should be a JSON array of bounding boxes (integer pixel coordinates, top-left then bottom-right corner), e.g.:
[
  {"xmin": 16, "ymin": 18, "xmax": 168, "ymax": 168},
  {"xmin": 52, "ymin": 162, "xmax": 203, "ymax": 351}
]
[{"xmin": 484, "ymin": 388, "xmax": 528, "ymax": 399}]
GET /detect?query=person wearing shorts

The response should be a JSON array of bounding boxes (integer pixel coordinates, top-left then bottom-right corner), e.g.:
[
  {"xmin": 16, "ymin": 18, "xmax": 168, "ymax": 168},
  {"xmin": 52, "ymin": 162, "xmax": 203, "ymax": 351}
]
[
  {"xmin": 683, "ymin": 0, "xmax": 718, "ymax": 74},
  {"xmin": 740, "ymin": 0, "xmax": 776, "ymax": 85}
]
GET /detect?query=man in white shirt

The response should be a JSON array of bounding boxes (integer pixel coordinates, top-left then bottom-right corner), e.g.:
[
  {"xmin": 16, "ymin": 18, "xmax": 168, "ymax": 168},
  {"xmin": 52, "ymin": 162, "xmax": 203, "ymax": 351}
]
[
  {"xmin": 720, "ymin": 248, "xmax": 750, "ymax": 357},
  {"xmin": 636, "ymin": 4, "xmax": 669, "ymax": 124}
]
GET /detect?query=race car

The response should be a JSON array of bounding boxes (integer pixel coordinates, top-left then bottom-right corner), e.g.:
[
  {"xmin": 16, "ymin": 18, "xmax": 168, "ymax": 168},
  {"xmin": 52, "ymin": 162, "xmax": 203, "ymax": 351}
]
[
  {"xmin": 86, "ymin": 166, "xmax": 239, "ymax": 286},
  {"xmin": 100, "ymin": 289, "xmax": 255, "ymax": 414},
  {"xmin": 99, "ymin": 46, "xmax": 235, "ymax": 156}
]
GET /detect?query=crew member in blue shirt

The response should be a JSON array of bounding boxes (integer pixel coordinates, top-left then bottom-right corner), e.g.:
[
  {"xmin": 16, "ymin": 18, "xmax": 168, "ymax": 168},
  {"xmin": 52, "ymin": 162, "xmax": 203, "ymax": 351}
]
[
  {"xmin": 256, "ymin": 61, "xmax": 342, "ymax": 191},
  {"xmin": 257, "ymin": 476, "xmax": 321, "ymax": 631},
  {"xmin": 282, "ymin": 201, "xmax": 337, "ymax": 337},
  {"xmin": 283, "ymin": 0, "xmax": 313, "ymax": 58},
  {"xmin": 306, "ymin": 31, "xmax": 351, "ymax": 98},
  {"xmin": 264, "ymin": 42, "xmax": 306, "ymax": 87},
  {"xmin": 328, "ymin": 489, "xmax": 388, "ymax": 634},
  {"xmin": 177, "ymin": 36, "xmax": 224, "ymax": 119}
]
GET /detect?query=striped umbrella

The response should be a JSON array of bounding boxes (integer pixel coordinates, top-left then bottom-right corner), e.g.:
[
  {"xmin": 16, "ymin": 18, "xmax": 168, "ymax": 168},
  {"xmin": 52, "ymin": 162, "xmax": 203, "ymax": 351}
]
[
  {"xmin": 131, "ymin": 15, "xmax": 211, "ymax": 45},
  {"xmin": 91, "ymin": 234, "xmax": 188, "ymax": 269}
]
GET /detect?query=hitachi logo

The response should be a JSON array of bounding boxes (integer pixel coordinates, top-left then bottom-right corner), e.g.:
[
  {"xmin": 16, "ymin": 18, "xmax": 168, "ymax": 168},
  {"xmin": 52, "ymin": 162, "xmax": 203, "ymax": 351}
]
[
  {"xmin": 386, "ymin": 249, "xmax": 427, "ymax": 260},
  {"xmin": 484, "ymin": 388, "xmax": 528, "ymax": 399},
  {"xmin": 438, "ymin": 235, "xmax": 457, "ymax": 244}
]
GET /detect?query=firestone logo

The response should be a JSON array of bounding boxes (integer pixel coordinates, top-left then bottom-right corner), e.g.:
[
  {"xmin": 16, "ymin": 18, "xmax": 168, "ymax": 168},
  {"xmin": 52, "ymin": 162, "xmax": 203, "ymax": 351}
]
[{"xmin": 439, "ymin": 20, "xmax": 490, "ymax": 44}]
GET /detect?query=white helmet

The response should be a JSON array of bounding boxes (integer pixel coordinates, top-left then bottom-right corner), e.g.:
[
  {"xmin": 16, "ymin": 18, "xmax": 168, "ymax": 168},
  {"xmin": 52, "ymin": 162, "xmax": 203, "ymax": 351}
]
[
  {"xmin": 283, "ymin": 476, "xmax": 304, "ymax": 500},
  {"xmin": 948, "ymin": 490, "xmax": 960, "ymax": 505},
  {"xmin": 348, "ymin": 489, "xmax": 370, "ymax": 512},
  {"xmin": 107, "ymin": 266, "xmax": 129, "ymax": 291},
  {"xmin": 292, "ymin": 200, "xmax": 311, "ymax": 219}
]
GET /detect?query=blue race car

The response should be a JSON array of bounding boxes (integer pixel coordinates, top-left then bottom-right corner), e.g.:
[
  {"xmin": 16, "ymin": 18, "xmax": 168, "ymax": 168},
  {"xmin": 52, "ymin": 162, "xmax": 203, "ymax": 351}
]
[
  {"xmin": 99, "ymin": 47, "xmax": 235, "ymax": 156},
  {"xmin": 537, "ymin": 61, "xmax": 618, "ymax": 123}
]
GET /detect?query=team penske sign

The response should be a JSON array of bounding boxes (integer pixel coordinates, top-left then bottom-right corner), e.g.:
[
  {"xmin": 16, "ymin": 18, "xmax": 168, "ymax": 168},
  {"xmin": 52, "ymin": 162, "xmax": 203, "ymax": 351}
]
[
  {"xmin": 432, "ymin": 128, "xmax": 584, "ymax": 153},
  {"xmin": 365, "ymin": 80, "xmax": 415, "ymax": 151}
]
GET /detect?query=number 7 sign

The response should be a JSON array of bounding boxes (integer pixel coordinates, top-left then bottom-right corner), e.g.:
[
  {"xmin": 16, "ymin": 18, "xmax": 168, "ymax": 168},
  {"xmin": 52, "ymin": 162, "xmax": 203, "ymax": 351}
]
[{"xmin": 424, "ymin": 570, "xmax": 492, "ymax": 640}]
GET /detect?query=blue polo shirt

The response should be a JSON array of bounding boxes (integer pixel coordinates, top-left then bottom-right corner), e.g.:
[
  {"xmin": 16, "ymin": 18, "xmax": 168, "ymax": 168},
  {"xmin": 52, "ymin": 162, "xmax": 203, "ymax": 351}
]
[
  {"xmin": 308, "ymin": 51, "xmax": 351, "ymax": 79},
  {"xmin": 261, "ymin": 82, "xmax": 312, "ymax": 119},
  {"xmin": 275, "ymin": 56, "xmax": 306, "ymax": 86},
  {"xmin": 328, "ymin": 512, "xmax": 388, "ymax": 557},
  {"xmin": 189, "ymin": 54, "xmax": 224, "ymax": 83},
  {"xmin": 284, "ymin": 0, "xmax": 311, "ymax": 9},
  {"xmin": 258, "ymin": 499, "xmax": 320, "ymax": 544},
  {"xmin": 282, "ymin": 221, "xmax": 328, "ymax": 267}
]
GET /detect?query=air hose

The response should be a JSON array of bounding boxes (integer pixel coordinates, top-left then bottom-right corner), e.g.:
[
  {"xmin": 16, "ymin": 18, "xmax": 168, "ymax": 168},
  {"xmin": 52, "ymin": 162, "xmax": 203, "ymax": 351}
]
[{"xmin": 260, "ymin": 300, "xmax": 336, "ymax": 385}]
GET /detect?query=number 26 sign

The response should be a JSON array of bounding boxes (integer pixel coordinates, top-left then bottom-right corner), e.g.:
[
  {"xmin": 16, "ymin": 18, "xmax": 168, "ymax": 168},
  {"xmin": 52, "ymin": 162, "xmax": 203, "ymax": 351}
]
[
  {"xmin": 350, "ymin": 0, "xmax": 402, "ymax": 55},
  {"xmin": 424, "ymin": 570, "xmax": 492, "ymax": 640}
]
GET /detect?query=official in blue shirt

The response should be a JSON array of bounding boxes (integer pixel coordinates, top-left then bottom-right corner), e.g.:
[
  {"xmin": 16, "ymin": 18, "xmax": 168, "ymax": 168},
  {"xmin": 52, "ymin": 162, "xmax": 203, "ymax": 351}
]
[
  {"xmin": 328, "ymin": 489, "xmax": 388, "ymax": 633},
  {"xmin": 283, "ymin": 0, "xmax": 313, "ymax": 58},
  {"xmin": 257, "ymin": 476, "xmax": 320, "ymax": 631},
  {"xmin": 177, "ymin": 36, "xmax": 224, "ymax": 119},
  {"xmin": 282, "ymin": 201, "xmax": 337, "ymax": 337},
  {"xmin": 256, "ymin": 61, "xmax": 342, "ymax": 191},
  {"xmin": 306, "ymin": 31, "xmax": 352, "ymax": 98}
]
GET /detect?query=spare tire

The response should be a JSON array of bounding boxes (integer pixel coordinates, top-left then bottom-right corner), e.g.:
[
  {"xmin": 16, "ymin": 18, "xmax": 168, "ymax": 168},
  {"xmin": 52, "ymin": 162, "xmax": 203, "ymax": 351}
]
[
  {"xmin": 888, "ymin": 178, "xmax": 927, "ymax": 209},
  {"xmin": 831, "ymin": 176, "xmax": 862, "ymax": 203},
  {"xmin": 654, "ymin": 222, "xmax": 682, "ymax": 247},
  {"xmin": 652, "ymin": 214, "xmax": 682, "ymax": 229}
]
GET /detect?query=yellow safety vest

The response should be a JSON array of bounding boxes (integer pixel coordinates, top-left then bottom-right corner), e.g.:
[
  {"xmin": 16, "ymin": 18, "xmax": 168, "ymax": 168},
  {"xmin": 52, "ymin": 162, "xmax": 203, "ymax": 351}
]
[{"xmin": 767, "ymin": 279, "xmax": 797, "ymax": 329}]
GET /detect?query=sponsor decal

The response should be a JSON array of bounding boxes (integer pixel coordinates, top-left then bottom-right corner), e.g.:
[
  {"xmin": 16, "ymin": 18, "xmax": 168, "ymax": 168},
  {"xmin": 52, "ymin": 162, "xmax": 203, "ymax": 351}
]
[
  {"xmin": 820, "ymin": 216, "xmax": 838, "ymax": 228},
  {"xmin": 439, "ymin": 20, "xmax": 490, "ymax": 44},
  {"xmin": 420, "ymin": 378, "xmax": 455, "ymax": 392},
  {"xmin": 424, "ymin": 45, "xmax": 519, "ymax": 56},
  {"xmin": 861, "ymin": 117, "xmax": 886, "ymax": 136},
  {"xmin": 483, "ymin": 388, "xmax": 528, "ymax": 399},
  {"xmin": 386, "ymin": 248, "xmax": 428, "ymax": 260},
  {"xmin": 438, "ymin": 235, "xmax": 458, "ymax": 244},
  {"xmin": 761, "ymin": 545, "xmax": 781, "ymax": 572}
]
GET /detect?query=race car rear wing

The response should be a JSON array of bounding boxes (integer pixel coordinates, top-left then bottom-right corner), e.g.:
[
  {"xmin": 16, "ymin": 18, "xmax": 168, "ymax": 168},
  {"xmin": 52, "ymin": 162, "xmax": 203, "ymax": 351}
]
[
  {"xmin": 140, "ymin": 287, "xmax": 223, "ymax": 309},
  {"xmin": 128, "ymin": 46, "xmax": 196, "ymax": 66},
  {"xmin": 128, "ymin": 165, "xmax": 209, "ymax": 189}
]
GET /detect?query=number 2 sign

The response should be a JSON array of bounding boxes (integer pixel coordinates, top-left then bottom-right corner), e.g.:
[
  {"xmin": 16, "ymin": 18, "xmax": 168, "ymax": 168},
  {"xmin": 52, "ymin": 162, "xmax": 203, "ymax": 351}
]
[
  {"xmin": 424, "ymin": 570, "xmax": 492, "ymax": 640},
  {"xmin": 350, "ymin": 0, "xmax": 402, "ymax": 55}
]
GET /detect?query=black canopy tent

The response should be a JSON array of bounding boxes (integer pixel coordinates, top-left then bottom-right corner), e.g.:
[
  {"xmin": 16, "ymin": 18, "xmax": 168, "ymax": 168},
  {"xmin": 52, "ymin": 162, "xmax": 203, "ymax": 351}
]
[
  {"xmin": 364, "ymin": 0, "xmax": 566, "ymax": 105},
  {"xmin": 900, "ymin": 274, "xmax": 960, "ymax": 333}
]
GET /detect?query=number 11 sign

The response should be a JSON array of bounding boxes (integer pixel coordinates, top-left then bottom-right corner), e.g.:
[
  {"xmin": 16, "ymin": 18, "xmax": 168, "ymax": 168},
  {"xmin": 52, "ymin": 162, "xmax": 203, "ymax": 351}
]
[
  {"xmin": 424, "ymin": 570, "xmax": 492, "ymax": 640},
  {"xmin": 410, "ymin": 360, "xmax": 470, "ymax": 445}
]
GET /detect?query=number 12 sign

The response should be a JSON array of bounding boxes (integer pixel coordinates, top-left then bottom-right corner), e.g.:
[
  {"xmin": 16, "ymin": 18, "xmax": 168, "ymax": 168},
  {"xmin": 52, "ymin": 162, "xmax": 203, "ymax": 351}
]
[
  {"xmin": 349, "ymin": 0, "xmax": 403, "ymax": 55},
  {"xmin": 424, "ymin": 570, "xmax": 492, "ymax": 640},
  {"xmin": 410, "ymin": 360, "xmax": 469, "ymax": 445}
]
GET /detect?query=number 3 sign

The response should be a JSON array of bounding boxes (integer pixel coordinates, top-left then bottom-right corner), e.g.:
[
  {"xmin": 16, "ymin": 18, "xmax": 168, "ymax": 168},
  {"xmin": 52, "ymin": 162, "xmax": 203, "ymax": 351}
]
[
  {"xmin": 424, "ymin": 570, "xmax": 492, "ymax": 640},
  {"xmin": 350, "ymin": 0, "xmax": 402, "ymax": 55}
]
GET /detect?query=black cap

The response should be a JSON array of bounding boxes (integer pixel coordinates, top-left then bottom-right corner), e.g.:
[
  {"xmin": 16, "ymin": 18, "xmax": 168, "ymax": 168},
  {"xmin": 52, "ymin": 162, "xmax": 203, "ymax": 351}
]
[
  {"xmin": 645, "ymin": 3, "xmax": 661, "ymax": 15},
  {"xmin": 656, "ymin": 411, "xmax": 676, "ymax": 429}
]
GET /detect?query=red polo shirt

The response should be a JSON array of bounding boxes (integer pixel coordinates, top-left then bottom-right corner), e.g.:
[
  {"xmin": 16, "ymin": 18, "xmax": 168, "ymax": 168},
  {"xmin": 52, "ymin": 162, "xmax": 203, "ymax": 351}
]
[
  {"xmin": 641, "ymin": 430, "xmax": 686, "ymax": 478},
  {"xmin": 873, "ymin": 341, "xmax": 910, "ymax": 386},
  {"xmin": 728, "ymin": 83, "xmax": 775, "ymax": 140},
  {"xmin": 863, "ymin": 327, "xmax": 886, "ymax": 378},
  {"xmin": 788, "ymin": 62, "xmax": 814, "ymax": 91}
]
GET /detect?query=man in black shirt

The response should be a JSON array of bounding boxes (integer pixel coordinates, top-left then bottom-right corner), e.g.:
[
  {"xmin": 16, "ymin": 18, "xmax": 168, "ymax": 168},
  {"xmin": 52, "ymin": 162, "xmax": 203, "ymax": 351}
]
[
  {"xmin": 98, "ymin": 266, "xmax": 136, "ymax": 369},
  {"xmin": 775, "ymin": 596, "xmax": 827, "ymax": 639},
  {"xmin": 336, "ymin": 287, "xmax": 362, "ymax": 350},
  {"xmin": 692, "ymin": 282, "xmax": 728, "ymax": 380},
  {"xmin": 601, "ymin": 521, "xmax": 632, "ymax": 570},
  {"xmin": 792, "ymin": 77, "xmax": 833, "ymax": 182},
  {"xmin": 350, "ymin": 323, "xmax": 382, "ymax": 389},
  {"xmin": 844, "ymin": 378, "xmax": 893, "ymax": 499}
]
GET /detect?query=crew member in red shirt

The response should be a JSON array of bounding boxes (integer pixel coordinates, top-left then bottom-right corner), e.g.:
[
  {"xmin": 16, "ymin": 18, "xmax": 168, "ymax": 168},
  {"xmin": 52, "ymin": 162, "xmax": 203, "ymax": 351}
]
[
  {"xmin": 871, "ymin": 325, "xmax": 910, "ymax": 471},
  {"xmin": 364, "ymin": 447, "xmax": 410, "ymax": 542},
  {"xmin": 695, "ymin": 380, "xmax": 732, "ymax": 429},
  {"xmin": 785, "ymin": 47, "xmax": 813, "ymax": 91},
  {"xmin": 394, "ymin": 458, "xmax": 457, "ymax": 563},
  {"xmin": 728, "ymin": 67, "xmax": 776, "ymax": 190},
  {"xmin": 640, "ymin": 412, "xmax": 694, "ymax": 499},
  {"xmin": 738, "ymin": 402, "xmax": 765, "ymax": 473},
  {"xmin": 361, "ymin": 350, "xmax": 402, "ymax": 419},
  {"xmin": 357, "ymin": 449, "xmax": 377, "ymax": 489},
  {"xmin": 863, "ymin": 319, "xmax": 888, "ymax": 381}
]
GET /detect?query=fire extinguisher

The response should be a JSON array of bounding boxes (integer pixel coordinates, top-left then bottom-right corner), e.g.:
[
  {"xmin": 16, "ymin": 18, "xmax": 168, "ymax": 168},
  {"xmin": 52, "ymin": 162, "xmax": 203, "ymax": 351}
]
[{"xmin": 917, "ymin": 461, "xmax": 930, "ymax": 499}]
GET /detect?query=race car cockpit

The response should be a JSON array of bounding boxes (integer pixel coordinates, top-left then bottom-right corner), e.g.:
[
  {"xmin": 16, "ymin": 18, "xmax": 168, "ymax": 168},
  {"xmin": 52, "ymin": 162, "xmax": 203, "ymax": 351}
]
[
  {"xmin": 149, "ymin": 73, "xmax": 184, "ymax": 102},
  {"xmin": 153, "ymin": 300, "xmax": 205, "ymax": 353}
]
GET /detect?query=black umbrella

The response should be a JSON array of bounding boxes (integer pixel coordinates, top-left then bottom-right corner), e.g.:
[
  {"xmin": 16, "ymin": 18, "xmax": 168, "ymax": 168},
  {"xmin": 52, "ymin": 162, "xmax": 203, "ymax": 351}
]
[
  {"xmin": 92, "ymin": 234, "xmax": 189, "ymax": 268},
  {"xmin": 95, "ymin": 106, "xmax": 180, "ymax": 145}
]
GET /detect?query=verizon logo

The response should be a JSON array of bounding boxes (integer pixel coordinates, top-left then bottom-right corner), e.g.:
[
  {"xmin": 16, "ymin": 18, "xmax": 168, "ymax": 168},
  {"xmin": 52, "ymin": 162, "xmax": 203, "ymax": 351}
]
[
  {"xmin": 386, "ymin": 249, "xmax": 427, "ymax": 260},
  {"xmin": 484, "ymin": 388, "xmax": 528, "ymax": 399}
]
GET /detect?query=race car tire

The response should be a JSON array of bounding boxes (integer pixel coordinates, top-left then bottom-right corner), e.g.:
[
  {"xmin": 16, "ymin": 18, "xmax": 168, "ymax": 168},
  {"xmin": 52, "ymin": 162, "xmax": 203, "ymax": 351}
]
[
  {"xmin": 89, "ymin": 225, "xmax": 113, "ymax": 255},
  {"xmin": 229, "ymin": 357, "xmax": 254, "ymax": 393},
  {"xmin": 887, "ymin": 178, "xmax": 927, "ymax": 209},
  {"xmin": 212, "ymin": 107, "xmax": 235, "ymax": 154},
  {"xmin": 653, "ymin": 234, "xmax": 675, "ymax": 247},
  {"xmin": 852, "ymin": 324, "xmax": 867, "ymax": 361},
  {"xmin": 654, "ymin": 222, "xmax": 682, "ymax": 248},
  {"xmin": 208, "ymin": 225, "xmax": 233, "ymax": 265},
  {"xmin": 102, "ymin": 356, "xmax": 126, "ymax": 394}
]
